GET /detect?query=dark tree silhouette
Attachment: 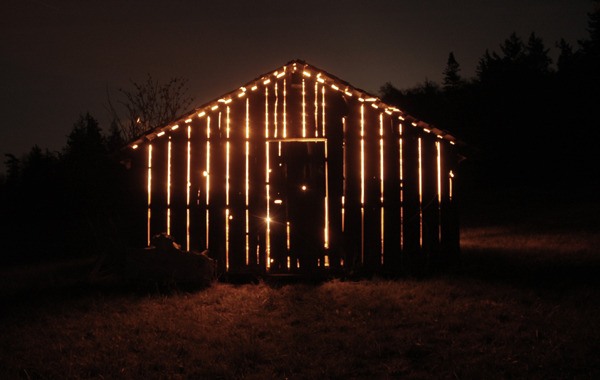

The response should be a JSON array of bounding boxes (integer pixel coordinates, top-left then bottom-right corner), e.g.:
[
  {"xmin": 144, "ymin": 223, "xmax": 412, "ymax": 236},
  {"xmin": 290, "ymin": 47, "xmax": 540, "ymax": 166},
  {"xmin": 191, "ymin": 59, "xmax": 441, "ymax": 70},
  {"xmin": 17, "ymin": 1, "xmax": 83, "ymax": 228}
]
[
  {"xmin": 443, "ymin": 52, "xmax": 462, "ymax": 90},
  {"xmin": 1, "ymin": 114, "xmax": 141, "ymax": 263}
]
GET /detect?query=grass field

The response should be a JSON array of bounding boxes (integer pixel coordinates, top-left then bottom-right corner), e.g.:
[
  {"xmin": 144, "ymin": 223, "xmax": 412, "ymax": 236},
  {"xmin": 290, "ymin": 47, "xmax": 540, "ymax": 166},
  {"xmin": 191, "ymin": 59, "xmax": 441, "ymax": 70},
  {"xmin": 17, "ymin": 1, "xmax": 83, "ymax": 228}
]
[{"xmin": 1, "ymin": 190, "xmax": 599, "ymax": 379}]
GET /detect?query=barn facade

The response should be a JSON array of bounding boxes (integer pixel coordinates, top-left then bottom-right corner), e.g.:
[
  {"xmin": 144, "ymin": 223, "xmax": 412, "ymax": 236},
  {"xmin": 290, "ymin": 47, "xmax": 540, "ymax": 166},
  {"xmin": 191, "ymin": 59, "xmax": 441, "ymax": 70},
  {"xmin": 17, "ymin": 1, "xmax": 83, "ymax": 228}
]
[{"xmin": 127, "ymin": 60, "xmax": 462, "ymax": 275}]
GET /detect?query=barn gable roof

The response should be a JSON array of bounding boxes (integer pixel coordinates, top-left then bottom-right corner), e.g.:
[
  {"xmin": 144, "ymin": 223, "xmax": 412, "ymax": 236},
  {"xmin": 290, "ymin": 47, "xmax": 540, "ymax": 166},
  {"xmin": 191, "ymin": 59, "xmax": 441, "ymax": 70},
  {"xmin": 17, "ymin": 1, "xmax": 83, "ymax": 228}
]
[{"xmin": 128, "ymin": 59, "xmax": 460, "ymax": 150}]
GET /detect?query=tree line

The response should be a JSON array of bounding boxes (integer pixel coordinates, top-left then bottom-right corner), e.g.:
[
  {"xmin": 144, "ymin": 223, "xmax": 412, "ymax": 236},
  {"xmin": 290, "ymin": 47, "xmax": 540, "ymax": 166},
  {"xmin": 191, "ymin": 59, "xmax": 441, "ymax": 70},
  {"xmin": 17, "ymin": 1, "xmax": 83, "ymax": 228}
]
[{"xmin": 380, "ymin": 4, "xmax": 600, "ymax": 194}]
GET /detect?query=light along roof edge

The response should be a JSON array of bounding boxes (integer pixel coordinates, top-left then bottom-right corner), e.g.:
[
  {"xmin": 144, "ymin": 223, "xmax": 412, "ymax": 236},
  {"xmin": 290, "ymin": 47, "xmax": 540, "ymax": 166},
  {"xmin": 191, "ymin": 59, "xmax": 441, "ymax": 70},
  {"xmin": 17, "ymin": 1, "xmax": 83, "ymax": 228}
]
[{"xmin": 129, "ymin": 59, "xmax": 462, "ymax": 149}]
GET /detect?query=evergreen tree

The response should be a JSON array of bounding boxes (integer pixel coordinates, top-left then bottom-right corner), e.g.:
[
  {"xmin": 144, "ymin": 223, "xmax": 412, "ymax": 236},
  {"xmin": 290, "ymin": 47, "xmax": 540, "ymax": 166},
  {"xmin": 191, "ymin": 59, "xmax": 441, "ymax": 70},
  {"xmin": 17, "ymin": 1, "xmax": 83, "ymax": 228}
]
[
  {"xmin": 443, "ymin": 52, "xmax": 462, "ymax": 90},
  {"xmin": 524, "ymin": 32, "xmax": 552, "ymax": 75}
]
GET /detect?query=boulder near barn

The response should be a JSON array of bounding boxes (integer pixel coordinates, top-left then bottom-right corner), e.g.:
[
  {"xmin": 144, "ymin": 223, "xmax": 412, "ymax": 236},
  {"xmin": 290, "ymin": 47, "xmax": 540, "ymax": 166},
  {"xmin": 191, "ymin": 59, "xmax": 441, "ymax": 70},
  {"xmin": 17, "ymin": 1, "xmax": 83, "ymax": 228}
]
[{"xmin": 126, "ymin": 60, "xmax": 463, "ymax": 277}]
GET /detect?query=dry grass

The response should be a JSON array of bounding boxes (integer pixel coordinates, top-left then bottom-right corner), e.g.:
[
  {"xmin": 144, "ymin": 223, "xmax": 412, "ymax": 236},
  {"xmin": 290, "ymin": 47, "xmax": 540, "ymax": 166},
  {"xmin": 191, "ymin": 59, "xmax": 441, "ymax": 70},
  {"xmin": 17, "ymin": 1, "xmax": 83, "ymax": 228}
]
[{"xmin": 1, "ymin": 197, "xmax": 599, "ymax": 379}]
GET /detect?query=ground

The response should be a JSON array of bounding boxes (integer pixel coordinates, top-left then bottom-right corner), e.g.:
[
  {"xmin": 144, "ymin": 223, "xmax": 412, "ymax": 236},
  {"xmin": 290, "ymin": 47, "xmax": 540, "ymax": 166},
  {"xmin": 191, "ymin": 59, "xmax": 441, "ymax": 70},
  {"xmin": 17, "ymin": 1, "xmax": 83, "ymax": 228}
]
[{"xmin": 1, "ymin": 187, "xmax": 599, "ymax": 379}]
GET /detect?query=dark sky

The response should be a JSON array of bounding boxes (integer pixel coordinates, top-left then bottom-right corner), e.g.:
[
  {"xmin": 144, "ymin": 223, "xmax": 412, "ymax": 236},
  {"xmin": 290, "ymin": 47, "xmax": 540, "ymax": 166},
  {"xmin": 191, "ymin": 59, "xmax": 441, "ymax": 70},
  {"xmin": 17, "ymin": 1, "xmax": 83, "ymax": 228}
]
[{"xmin": 1, "ymin": 0, "xmax": 593, "ymax": 165}]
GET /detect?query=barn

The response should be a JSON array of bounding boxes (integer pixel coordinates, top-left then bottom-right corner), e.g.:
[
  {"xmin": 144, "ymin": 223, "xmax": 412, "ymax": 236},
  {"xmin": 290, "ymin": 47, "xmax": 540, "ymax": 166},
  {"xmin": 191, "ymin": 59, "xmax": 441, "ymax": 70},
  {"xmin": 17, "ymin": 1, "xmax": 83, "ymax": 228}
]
[{"xmin": 126, "ymin": 60, "xmax": 462, "ymax": 276}]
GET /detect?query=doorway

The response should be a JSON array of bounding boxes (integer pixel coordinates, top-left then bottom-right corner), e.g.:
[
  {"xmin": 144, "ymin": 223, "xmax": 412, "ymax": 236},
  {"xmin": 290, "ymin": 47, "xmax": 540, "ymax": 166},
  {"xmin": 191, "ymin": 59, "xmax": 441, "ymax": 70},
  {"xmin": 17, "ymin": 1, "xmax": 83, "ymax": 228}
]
[{"xmin": 267, "ymin": 139, "xmax": 327, "ymax": 271}]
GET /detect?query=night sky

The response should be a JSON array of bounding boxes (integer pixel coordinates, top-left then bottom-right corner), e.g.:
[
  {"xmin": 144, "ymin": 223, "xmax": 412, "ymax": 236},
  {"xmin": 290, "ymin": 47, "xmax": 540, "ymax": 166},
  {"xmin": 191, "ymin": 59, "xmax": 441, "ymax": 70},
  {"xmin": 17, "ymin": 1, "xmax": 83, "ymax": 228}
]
[{"xmin": 1, "ymin": 0, "xmax": 593, "ymax": 165}]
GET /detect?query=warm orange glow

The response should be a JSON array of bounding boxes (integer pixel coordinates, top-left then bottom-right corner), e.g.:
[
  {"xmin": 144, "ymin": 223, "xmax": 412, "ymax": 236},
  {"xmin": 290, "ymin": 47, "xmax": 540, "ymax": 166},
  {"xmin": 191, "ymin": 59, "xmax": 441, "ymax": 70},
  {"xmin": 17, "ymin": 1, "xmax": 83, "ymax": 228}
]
[
  {"xmin": 324, "ymin": 141, "xmax": 329, "ymax": 249},
  {"xmin": 399, "ymin": 123, "xmax": 404, "ymax": 250},
  {"xmin": 166, "ymin": 137, "xmax": 172, "ymax": 235},
  {"xmin": 276, "ymin": 71, "xmax": 285, "ymax": 78},
  {"xmin": 263, "ymin": 78, "xmax": 271, "ymax": 85},
  {"xmin": 245, "ymin": 98, "xmax": 250, "ymax": 265},
  {"xmin": 132, "ymin": 144, "xmax": 138, "ymax": 150},
  {"xmin": 314, "ymin": 83, "xmax": 318, "ymax": 137},
  {"xmin": 226, "ymin": 107, "xmax": 231, "ymax": 268},
  {"xmin": 379, "ymin": 113, "xmax": 384, "ymax": 263},
  {"xmin": 449, "ymin": 170, "xmax": 454, "ymax": 200},
  {"xmin": 266, "ymin": 141, "xmax": 271, "ymax": 269},
  {"xmin": 185, "ymin": 118, "xmax": 192, "ymax": 123},
  {"xmin": 171, "ymin": 125, "xmax": 179, "ymax": 131},
  {"xmin": 198, "ymin": 111, "xmax": 206, "ymax": 117},
  {"xmin": 436, "ymin": 141, "xmax": 442, "ymax": 242},
  {"xmin": 286, "ymin": 221, "xmax": 291, "ymax": 251},
  {"xmin": 211, "ymin": 105, "xmax": 219, "ymax": 111},
  {"xmin": 251, "ymin": 85, "xmax": 258, "ymax": 91},
  {"xmin": 436, "ymin": 141, "xmax": 442, "ymax": 204},
  {"xmin": 302, "ymin": 79, "xmax": 306, "ymax": 137},
  {"xmin": 147, "ymin": 144, "xmax": 152, "ymax": 246},
  {"xmin": 157, "ymin": 131, "xmax": 166, "ymax": 137},
  {"xmin": 418, "ymin": 137, "xmax": 423, "ymax": 249},
  {"xmin": 360, "ymin": 105, "xmax": 365, "ymax": 205},
  {"xmin": 423, "ymin": 128, "xmax": 431, "ymax": 133},
  {"xmin": 265, "ymin": 87, "xmax": 269, "ymax": 138},
  {"xmin": 205, "ymin": 116, "xmax": 211, "ymax": 247},
  {"xmin": 225, "ymin": 208, "xmax": 230, "ymax": 270},
  {"xmin": 283, "ymin": 79, "xmax": 287, "ymax": 138},
  {"xmin": 226, "ymin": 108, "xmax": 231, "ymax": 205},
  {"xmin": 341, "ymin": 116, "xmax": 347, "ymax": 233},
  {"xmin": 321, "ymin": 86, "xmax": 326, "ymax": 136},
  {"xmin": 274, "ymin": 82, "xmax": 278, "ymax": 138},
  {"xmin": 302, "ymin": 70, "xmax": 311, "ymax": 77},
  {"xmin": 330, "ymin": 84, "xmax": 339, "ymax": 91},
  {"xmin": 186, "ymin": 126, "xmax": 191, "ymax": 251}
]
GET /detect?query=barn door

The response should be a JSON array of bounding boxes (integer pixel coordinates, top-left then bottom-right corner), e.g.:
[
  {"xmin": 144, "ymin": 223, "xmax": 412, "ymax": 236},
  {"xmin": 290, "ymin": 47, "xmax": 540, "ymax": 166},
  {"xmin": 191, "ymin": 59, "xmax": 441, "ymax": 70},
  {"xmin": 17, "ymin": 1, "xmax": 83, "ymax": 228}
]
[{"xmin": 268, "ymin": 140, "xmax": 327, "ymax": 272}]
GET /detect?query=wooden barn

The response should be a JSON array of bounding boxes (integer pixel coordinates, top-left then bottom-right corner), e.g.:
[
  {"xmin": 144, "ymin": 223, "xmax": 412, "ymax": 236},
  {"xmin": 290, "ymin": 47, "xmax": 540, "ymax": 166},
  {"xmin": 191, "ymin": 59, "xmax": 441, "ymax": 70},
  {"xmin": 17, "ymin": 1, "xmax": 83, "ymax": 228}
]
[{"xmin": 126, "ymin": 60, "xmax": 462, "ymax": 276}]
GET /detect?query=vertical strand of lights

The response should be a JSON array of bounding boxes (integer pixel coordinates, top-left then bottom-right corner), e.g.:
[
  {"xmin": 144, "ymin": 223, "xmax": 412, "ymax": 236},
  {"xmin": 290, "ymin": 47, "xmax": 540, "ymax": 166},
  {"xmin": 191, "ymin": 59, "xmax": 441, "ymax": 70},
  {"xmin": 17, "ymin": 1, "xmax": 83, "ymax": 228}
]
[
  {"xmin": 186, "ymin": 126, "xmax": 191, "ymax": 251},
  {"xmin": 314, "ymin": 82, "xmax": 319, "ymax": 137},
  {"xmin": 225, "ymin": 107, "xmax": 230, "ymax": 270},
  {"xmin": 399, "ymin": 123, "xmax": 404, "ymax": 250},
  {"xmin": 283, "ymin": 79, "xmax": 287, "ymax": 138},
  {"xmin": 147, "ymin": 144, "xmax": 152, "ymax": 246},
  {"xmin": 274, "ymin": 82, "xmax": 278, "ymax": 138},
  {"xmin": 302, "ymin": 79, "xmax": 306, "ymax": 137},
  {"xmin": 321, "ymin": 86, "xmax": 326, "ymax": 136},
  {"xmin": 341, "ymin": 117, "xmax": 346, "ymax": 234},
  {"xmin": 245, "ymin": 98, "xmax": 250, "ymax": 265},
  {"xmin": 265, "ymin": 141, "xmax": 271, "ymax": 269},
  {"xmin": 418, "ymin": 137, "xmax": 423, "ymax": 249},
  {"xmin": 436, "ymin": 141, "xmax": 442, "ymax": 243},
  {"xmin": 205, "ymin": 116, "xmax": 211, "ymax": 248},
  {"xmin": 265, "ymin": 86, "xmax": 271, "ymax": 269},
  {"xmin": 360, "ymin": 104, "xmax": 365, "ymax": 264},
  {"xmin": 324, "ymin": 141, "xmax": 329, "ymax": 251},
  {"xmin": 449, "ymin": 170, "xmax": 454, "ymax": 201},
  {"xmin": 265, "ymin": 87, "xmax": 269, "ymax": 138},
  {"xmin": 379, "ymin": 114, "xmax": 384, "ymax": 265},
  {"xmin": 167, "ymin": 137, "xmax": 172, "ymax": 236}
]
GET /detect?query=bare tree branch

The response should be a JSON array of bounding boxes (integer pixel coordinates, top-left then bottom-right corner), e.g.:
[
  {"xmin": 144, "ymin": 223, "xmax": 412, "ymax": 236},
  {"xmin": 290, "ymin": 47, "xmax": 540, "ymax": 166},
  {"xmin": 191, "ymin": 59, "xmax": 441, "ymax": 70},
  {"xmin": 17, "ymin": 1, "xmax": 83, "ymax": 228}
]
[{"xmin": 106, "ymin": 74, "xmax": 194, "ymax": 141}]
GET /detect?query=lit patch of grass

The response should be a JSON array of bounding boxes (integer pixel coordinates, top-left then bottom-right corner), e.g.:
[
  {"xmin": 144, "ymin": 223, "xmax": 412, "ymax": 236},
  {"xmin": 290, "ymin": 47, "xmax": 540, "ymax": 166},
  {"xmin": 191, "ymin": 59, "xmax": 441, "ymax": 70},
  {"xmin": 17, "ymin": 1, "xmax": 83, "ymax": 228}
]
[{"xmin": 1, "ymin": 269, "xmax": 599, "ymax": 378}]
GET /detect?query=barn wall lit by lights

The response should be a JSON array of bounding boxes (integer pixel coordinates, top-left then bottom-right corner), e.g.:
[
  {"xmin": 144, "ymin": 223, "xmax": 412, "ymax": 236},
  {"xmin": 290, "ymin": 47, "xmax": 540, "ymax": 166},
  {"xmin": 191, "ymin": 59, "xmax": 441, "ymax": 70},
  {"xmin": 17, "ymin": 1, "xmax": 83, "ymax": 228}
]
[{"xmin": 127, "ymin": 60, "xmax": 461, "ymax": 275}]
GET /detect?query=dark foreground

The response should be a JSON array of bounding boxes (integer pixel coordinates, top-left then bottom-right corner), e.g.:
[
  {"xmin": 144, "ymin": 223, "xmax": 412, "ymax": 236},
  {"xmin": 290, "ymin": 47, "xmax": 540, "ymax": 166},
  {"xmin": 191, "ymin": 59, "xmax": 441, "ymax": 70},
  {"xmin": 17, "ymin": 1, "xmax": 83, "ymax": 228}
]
[{"xmin": 1, "ymin": 192, "xmax": 599, "ymax": 379}]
